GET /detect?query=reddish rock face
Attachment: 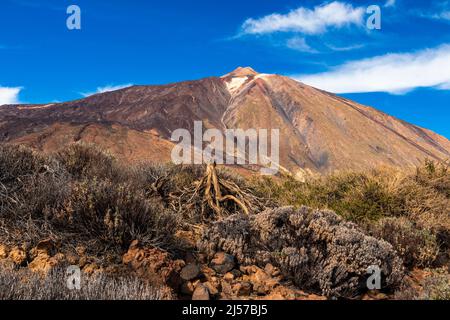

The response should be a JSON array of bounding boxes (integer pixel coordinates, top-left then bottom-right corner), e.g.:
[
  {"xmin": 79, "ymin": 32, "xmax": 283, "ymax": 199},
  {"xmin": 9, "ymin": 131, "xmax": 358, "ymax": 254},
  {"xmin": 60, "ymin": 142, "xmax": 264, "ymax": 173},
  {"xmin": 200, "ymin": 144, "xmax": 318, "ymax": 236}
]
[
  {"xmin": 122, "ymin": 240, "xmax": 185, "ymax": 289},
  {"xmin": 1, "ymin": 67, "xmax": 450, "ymax": 176}
]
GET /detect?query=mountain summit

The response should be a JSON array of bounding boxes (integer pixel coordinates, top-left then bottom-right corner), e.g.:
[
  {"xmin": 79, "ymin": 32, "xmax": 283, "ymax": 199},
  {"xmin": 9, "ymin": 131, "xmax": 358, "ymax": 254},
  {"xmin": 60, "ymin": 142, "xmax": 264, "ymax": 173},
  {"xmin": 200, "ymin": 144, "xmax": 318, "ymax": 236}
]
[
  {"xmin": 223, "ymin": 66, "xmax": 259, "ymax": 78},
  {"xmin": 1, "ymin": 67, "xmax": 449, "ymax": 177}
]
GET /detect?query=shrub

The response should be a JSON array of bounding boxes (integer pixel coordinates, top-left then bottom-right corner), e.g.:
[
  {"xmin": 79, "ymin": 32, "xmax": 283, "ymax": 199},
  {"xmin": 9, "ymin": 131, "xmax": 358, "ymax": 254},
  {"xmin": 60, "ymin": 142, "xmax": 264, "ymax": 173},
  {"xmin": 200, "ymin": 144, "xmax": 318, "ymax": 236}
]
[
  {"xmin": 128, "ymin": 163, "xmax": 206, "ymax": 199},
  {"xmin": 0, "ymin": 263, "xmax": 173, "ymax": 300},
  {"xmin": 250, "ymin": 164, "xmax": 450, "ymax": 269},
  {"xmin": 372, "ymin": 217, "xmax": 439, "ymax": 268},
  {"xmin": 0, "ymin": 144, "xmax": 180, "ymax": 257},
  {"xmin": 0, "ymin": 144, "xmax": 67, "ymax": 216},
  {"xmin": 47, "ymin": 178, "xmax": 180, "ymax": 253},
  {"xmin": 198, "ymin": 206, "xmax": 405, "ymax": 298},
  {"xmin": 394, "ymin": 268, "xmax": 450, "ymax": 300},
  {"xmin": 55, "ymin": 143, "xmax": 120, "ymax": 181},
  {"xmin": 0, "ymin": 144, "xmax": 50, "ymax": 187},
  {"xmin": 0, "ymin": 145, "xmax": 70, "ymax": 246},
  {"xmin": 415, "ymin": 160, "xmax": 450, "ymax": 198},
  {"xmin": 422, "ymin": 268, "xmax": 450, "ymax": 300}
]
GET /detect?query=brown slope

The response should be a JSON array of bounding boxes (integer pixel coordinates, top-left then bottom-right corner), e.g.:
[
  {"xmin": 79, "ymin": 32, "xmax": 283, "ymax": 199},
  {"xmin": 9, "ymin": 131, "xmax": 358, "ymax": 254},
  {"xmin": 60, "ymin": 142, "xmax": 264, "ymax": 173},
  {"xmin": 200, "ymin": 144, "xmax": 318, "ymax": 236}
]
[{"xmin": 0, "ymin": 67, "xmax": 449, "ymax": 176}]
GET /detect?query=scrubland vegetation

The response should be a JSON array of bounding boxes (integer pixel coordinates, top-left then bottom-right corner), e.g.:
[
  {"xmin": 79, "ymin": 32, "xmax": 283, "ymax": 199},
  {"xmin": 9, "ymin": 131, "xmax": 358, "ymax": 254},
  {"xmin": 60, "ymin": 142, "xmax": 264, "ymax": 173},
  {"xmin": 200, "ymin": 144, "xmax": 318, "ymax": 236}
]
[{"xmin": 0, "ymin": 143, "xmax": 448, "ymax": 300}]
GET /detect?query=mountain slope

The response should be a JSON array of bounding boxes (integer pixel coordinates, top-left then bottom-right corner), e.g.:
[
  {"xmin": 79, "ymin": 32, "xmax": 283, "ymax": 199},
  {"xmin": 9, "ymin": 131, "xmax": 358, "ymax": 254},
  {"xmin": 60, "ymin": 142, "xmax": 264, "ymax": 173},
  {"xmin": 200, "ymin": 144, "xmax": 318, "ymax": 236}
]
[{"xmin": 1, "ymin": 67, "xmax": 449, "ymax": 177}]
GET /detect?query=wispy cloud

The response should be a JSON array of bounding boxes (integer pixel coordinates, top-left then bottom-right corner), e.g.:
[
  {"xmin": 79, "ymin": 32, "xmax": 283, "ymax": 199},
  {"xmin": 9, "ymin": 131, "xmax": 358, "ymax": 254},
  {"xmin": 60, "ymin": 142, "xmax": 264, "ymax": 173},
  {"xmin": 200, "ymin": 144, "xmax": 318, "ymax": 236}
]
[
  {"xmin": 295, "ymin": 44, "xmax": 450, "ymax": 94},
  {"xmin": 0, "ymin": 86, "xmax": 22, "ymax": 105},
  {"xmin": 384, "ymin": 0, "xmax": 396, "ymax": 8},
  {"xmin": 432, "ymin": 11, "xmax": 450, "ymax": 20},
  {"xmin": 240, "ymin": 1, "xmax": 365, "ymax": 35},
  {"xmin": 417, "ymin": 1, "xmax": 450, "ymax": 21},
  {"xmin": 286, "ymin": 37, "xmax": 318, "ymax": 53},
  {"xmin": 81, "ymin": 84, "xmax": 133, "ymax": 97},
  {"xmin": 325, "ymin": 43, "xmax": 365, "ymax": 52}
]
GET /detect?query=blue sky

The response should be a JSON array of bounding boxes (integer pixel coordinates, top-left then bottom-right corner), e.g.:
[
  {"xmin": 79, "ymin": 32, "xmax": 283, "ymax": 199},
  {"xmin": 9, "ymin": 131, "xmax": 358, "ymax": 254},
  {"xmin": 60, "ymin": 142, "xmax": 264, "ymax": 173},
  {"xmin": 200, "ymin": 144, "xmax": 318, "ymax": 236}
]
[{"xmin": 1, "ymin": 0, "xmax": 450, "ymax": 138}]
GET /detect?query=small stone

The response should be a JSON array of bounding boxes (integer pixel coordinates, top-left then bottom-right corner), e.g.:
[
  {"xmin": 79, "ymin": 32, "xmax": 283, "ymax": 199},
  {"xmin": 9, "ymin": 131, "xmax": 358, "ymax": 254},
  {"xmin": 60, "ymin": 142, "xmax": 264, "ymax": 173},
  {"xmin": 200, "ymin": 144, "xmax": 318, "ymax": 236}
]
[
  {"xmin": 240, "ymin": 265, "xmax": 257, "ymax": 275},
  {"xmin": 180, "ymin": 263, "xmax": 201, "ymax": 281},
  {"xmin": 66, "ymin": 253, "xmax": 79, "ymax": 265},
  {"xmin": 223, "ymin": 272, "xmax": 235, "ymax": 282},
  {"xmin": 8, "ymin": 246, "xmax": 27, "ymax": 266},
  {"xmin": 192, "ymin": 284, "xmax": 210, "ymax": 301},
  {"xmin": 78, "ymin": 256, "xmax": 88, "ymax": 268},
  {"xmin": 221, "ymin": 280, "xmax": 233, "ymax": 296},
  {"xmin": 0, "ymin": 245, "xmax": 9, "ymax": 259},
  {"xmin": 249, "ymin": 269, "xmax": 279, "ymax": 295},
  {"xmin": 75, "ymin": 246, "xmax": 86, "ymax": 256},
  {"xmin": 184, "ymin": 252, "xmax": 196, "ymax": 264},
  {"xmin": 198, "ymin": 253, "xmax": 208, "ymax": 264},
  {"xmin": 129, "ymin": 240, "xmax": 140, "ymax": 250},
  {"xmin": 211, "ymin": 252, "xmax": 235, "ymax": 274},
  {"xmin": 234, "ymin": 282, "xmax": 253, "ymax": 296},
  {"xmin": 204, "ymin": 281, "xmax": 219, "ymax": 296},
  {"xmin": 180, "ymin": 281, "xmax": 195, "ymax": 295},
  {"xmin": 264, "ymin": 263, "xmax": 281, "ymax": 277},
  {"xmin": 230, "ymin": 269, "xmax": 242, "ymax": 278},
  {"xmin": 35, "ymin": 239, "xmax": 55, "ymax": 254},
  {"xmin": 264, "ymin": 264, "xmax": 275, "ymax": 275},
  {"xmin": 83, "ymin": 263, "xmax": 100, "ymax": 274}
]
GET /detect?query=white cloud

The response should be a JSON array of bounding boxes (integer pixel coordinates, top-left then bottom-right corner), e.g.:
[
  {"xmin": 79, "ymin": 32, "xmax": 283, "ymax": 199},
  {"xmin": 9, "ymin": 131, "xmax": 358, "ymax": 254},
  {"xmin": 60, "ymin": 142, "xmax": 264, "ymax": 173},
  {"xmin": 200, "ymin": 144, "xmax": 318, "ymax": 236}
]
[
  {"xmin": 241, "ymin": 1, "xmax": 365, "ymax": 35},
  {"xmin": 326, "ymin": 43, "xmax": 365, "ymax": 51},
  {"xmin": 295, "ymin": 44, "xmax": 450, "ymax": 94},
  {"xmin": 286, "ymin": 37, "xmax": 318, "ymax": 53},
  {"xmin": 81, "ymin": 84, "xmax": 133, "ymax": 97},
  {"xmin": 0, "ymin": 86, "xmax": 22, "ymax": 105},
  {"xmin": 420, "ymin": 11, "xmax": 450, "ymax": 21},
  {"xmin": 435, "ymin": 11, "xmax": 450, "ymax": 20},
  {"xmin": 384, "ymin": 0, "xmax": 396, "ymax": 8},
  {"xmin": 437, "ymin": 81, "xmax": 450, "ymax": 90}
]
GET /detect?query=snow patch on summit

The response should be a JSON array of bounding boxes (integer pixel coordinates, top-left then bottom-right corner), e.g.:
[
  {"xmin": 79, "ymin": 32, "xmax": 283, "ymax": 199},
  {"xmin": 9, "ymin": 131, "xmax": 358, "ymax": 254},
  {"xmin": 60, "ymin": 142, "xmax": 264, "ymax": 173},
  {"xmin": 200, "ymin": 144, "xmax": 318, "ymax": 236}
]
[{"xmin": 224, "ymin": 76, "xmax": 248, "ymax": 95}]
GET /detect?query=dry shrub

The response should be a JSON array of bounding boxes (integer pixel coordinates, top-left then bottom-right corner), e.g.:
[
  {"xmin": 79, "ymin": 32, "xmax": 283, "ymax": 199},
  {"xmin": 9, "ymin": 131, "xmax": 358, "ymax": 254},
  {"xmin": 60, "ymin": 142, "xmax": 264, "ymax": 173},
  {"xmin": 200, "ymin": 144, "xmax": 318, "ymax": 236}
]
[
  {"xmin": 47, "ymin": 178, "xmax": 180, "ymax": 253},
  {"xmin": 0, "ymin": 144, "xmax": 50, "ymax": 186},
  {"xmin": 372, "ymin": 217, "xmax": 439, "ymax": 268},
  {"xmin": 421, "ymin": 268, "xmax": 450, "ymax": 300},
  {"xmin": 0, "ymin": 144, "xmax": 180, "ymax": 257},
  {"xmin": 130, "ymin": 163, "xmax": 266, "ymax": 224},
  {"xmin": 0, "ymin": 263, "xmax": 173, "ymax": 300},
  {"xmin": 55, "ymin": 143, "xmax": 120, "ymax": 181},
  {"xmin": 128, "ymin": 163, "xmax": 206, "ymax": 199},
  {"xmin": 394, "ymin": 268, "xmax": 450, "ymax": 300},
  {"xmin": 0, "ymin": 144, "xmax": 67, "ymax": 215},
  {"xmin": 416, "ymin": 160, "xmax": 450, "ymax": 198},
  {"xmin": 0, "ymin": 145, "xmax": 70, "ymax": 245},
  {"xmin": 198, "ymin": 206, "xmax": 405, "ymax": 298},
  {"xmin": 251, "ymin": 163, "xmax": 450, "ymax": 269}
]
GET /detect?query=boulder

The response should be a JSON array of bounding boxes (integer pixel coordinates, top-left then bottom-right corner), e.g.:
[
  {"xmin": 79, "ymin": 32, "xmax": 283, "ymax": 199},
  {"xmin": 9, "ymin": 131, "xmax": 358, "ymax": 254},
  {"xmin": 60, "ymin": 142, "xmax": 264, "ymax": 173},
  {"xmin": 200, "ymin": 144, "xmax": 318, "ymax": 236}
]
[
  {"xmin": 192, "ymin": 283, "xmax": 210, "ymax": 301},
  {"xmin": 234, "ymin": 281, "xmax": 253, "ymax": 296},
  {"xmin": 122, "ymin": 240, "xmax": 184, "ymax": 289},
  {"xmin": 211, "ymin": 252, "xmax": 235, "ymax": 274},
  {"xmin": 180, "ymin": 264, "xmax": 201, "ymax": 281}
]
